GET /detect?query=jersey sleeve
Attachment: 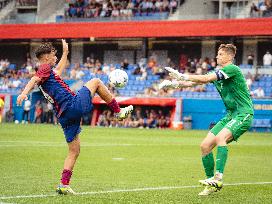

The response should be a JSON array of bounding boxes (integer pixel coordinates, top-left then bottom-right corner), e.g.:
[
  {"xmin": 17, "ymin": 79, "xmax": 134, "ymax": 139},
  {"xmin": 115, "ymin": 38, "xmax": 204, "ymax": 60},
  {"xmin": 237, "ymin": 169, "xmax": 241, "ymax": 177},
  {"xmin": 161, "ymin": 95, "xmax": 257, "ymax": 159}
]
[
  {"xmin": 35, "ymin": 64, "xmax": 51, "ymax": 84},
  {"xmin": 215, "ymin": 64, "xmax": 239, "ymax": 81}
]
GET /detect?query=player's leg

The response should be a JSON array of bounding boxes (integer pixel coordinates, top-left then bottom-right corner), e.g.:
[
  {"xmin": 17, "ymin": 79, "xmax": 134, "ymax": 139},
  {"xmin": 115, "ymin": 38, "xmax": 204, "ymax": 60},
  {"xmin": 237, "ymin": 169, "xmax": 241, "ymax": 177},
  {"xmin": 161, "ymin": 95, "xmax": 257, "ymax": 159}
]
[
  {"xmin": 211, "ymin": 128, "xmax": 233, "ymax": 182},
  {"xmin": 84, "ymin": 78, "xmax": 133, "ymax": 120},
  {"xmin": 198, "ymin": 117, "xmax": 229, "ymax": 195},
  {"xmin": 56, "ymin": 135, "xmax": 80, "ymax": 195},
  {"xmin": 200, "ymin": 132, "xmax": 217, "ymax": 179},
  {"xmin": 202, "ymin": 113, "xmax": 253, "ymax": 191},
  {"xmin": 63, "ymin": 135, "xmax": 80, "ymax": 175},
  {"xmin": 200, "ymin": 128, "xmax": 232, "ymax": 192},
  {"xmin": 213, "ymin": 113, "xmax": 253, "ymax": 181},
  {"xmin": 85, "ymin": 78, "xmax": 113, "ymax": 103}
]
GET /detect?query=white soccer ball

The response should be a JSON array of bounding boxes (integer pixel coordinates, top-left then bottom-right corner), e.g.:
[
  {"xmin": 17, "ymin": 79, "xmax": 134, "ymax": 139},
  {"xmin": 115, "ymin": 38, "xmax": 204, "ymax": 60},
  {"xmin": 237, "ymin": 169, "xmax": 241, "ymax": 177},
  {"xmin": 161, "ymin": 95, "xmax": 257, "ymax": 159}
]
[{"xmin": 108, "ymin": 69, "xmax": 128, "ymax": 88}]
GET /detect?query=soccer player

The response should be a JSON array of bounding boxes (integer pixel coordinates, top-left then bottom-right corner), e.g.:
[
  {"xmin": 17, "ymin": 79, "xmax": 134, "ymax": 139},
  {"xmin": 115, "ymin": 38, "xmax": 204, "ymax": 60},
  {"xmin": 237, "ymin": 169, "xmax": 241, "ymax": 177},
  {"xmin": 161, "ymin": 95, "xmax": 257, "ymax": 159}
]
[
  {"xmin": 159, "ymin": 44, "xmax": 254, "ymax": 196},
  {"xmin": 17, "ymin": 40, "xmax": 133, "ymax": 195}
]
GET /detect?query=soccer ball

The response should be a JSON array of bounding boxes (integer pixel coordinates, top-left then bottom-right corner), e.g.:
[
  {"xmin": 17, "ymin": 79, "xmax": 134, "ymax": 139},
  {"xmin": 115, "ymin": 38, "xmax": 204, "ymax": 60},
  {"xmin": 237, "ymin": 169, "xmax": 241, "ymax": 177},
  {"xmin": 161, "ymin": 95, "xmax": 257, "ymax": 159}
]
[{"xmin": 108, "ymin": 69, "xmax": 128, "ymax": 88}]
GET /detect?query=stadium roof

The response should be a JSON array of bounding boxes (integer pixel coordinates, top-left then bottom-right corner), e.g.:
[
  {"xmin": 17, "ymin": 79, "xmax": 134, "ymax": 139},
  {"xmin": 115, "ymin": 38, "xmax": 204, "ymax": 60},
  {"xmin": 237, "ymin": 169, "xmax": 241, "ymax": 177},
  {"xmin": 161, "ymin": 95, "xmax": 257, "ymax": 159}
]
[{"xmin": 0, "ymin": 18, "xmax": 272, "ymax": 39}]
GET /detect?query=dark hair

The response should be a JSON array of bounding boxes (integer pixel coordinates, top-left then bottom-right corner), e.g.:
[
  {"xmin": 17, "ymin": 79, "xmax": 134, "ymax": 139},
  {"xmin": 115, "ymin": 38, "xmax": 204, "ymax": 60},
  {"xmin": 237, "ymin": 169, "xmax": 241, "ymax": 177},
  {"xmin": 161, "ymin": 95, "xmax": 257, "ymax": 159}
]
[
  {"xmin": 218, "ymin": 44, "xmax": 237, "ymax": 56},
  {"xmin": 35, "ymin": 42, "xmax": 56, "ymax": 59}
]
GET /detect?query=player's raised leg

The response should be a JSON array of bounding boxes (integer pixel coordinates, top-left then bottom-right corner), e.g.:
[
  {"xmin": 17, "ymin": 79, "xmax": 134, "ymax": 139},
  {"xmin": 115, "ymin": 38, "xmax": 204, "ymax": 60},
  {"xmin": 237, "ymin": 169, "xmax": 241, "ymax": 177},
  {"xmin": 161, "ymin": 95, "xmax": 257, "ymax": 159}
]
[{"xmin": 85, "ymin": 78, "xmax": 133, "ymax": 120}]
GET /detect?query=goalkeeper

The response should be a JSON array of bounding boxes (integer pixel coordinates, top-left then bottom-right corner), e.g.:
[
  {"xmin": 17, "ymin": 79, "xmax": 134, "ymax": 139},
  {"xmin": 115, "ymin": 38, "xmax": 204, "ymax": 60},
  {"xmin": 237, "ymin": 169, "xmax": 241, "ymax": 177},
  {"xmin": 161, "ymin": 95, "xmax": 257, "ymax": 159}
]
[{"xmin": 159, "ymin": 44, "xmax": 254, "ymax": 196}]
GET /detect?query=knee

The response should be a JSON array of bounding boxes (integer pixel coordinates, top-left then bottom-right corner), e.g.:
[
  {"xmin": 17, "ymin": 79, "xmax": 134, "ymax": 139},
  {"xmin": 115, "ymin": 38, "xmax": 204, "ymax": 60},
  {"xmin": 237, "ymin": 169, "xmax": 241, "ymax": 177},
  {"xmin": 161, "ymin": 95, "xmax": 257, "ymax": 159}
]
[
  {"xmin": 90, "ymin": 78, "xmax": 102, "ymax": 86},
  {"xmin": 200, "ymin": 142, "xmax": 210, "ymax": 154},
  {"xmin": 70, "ymin": 146, "xmax": 80, "ymax": 158},
  {"xmin": 215, "ymin": 136, "xmax": 225, "ymax": 145}
]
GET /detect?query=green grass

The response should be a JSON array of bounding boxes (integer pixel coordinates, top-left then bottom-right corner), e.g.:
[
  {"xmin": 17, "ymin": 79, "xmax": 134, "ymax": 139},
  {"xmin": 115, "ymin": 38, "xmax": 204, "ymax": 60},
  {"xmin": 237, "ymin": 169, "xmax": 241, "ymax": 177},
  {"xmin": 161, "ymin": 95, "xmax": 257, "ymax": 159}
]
[{"xmin": 0, "ymin": 123, "xmax": 272, "ymax": 203}]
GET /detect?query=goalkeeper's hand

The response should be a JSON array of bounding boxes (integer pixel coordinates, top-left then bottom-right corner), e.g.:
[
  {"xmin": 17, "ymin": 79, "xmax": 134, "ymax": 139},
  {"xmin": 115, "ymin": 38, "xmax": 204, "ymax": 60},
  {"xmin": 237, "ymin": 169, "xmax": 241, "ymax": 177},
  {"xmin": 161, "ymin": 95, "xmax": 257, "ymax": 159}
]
[
  {"xmin": 158, "ymin": 80, "xmax": 179, "ymax": 90},
  {"xmin": 164, "ymin": 67, "xmax": 189, "ymax": 81}
]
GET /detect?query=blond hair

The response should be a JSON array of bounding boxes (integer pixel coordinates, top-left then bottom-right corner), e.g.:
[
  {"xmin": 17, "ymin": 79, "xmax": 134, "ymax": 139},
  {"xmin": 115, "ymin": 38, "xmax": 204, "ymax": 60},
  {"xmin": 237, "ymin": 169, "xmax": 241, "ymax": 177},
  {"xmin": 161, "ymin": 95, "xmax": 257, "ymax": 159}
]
[{"xmin": 218, "ymin": 44, "xmax": 237, "ymax": 56}]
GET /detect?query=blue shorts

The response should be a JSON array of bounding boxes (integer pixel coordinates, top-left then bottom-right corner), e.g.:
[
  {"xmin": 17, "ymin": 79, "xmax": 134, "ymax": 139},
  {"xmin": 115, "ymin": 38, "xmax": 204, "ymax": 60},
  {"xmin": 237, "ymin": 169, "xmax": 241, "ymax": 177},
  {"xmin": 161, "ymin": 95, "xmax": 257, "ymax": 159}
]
[{"xmin": 58, "ymin": 86, "xmax": 93, "ymax": 143}]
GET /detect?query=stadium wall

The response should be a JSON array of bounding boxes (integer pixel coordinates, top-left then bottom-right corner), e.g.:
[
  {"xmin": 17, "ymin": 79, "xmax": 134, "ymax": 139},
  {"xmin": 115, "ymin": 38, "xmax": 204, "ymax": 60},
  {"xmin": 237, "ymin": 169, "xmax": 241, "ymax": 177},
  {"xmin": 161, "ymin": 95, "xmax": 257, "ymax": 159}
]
[
  {"xmin": 10, "ymin": 94, "xmax": 272, "ymax": 131},
  {"xmin": 183, "ymin": 98, "xmax": 272, "ymax": 130},
  {"xmin": 1, "ymin": 18, "xmax": 272, "ymax": 39}
]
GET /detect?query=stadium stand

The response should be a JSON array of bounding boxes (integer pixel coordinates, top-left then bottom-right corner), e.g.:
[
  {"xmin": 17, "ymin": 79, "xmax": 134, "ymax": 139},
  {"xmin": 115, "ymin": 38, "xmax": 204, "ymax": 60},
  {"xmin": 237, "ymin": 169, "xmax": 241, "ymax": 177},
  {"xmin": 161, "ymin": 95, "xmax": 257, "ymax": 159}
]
[{"xmin": 0, "ymin": 0, "xmax": 271, "ymax": 130}]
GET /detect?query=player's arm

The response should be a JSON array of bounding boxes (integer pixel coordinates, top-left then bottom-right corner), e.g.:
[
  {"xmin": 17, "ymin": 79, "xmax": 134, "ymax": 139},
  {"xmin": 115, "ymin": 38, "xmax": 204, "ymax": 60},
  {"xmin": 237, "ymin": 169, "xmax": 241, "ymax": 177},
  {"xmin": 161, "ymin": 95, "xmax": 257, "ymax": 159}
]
[
  {"xmin": 17, "ymin": 76, "xmax": 41, "ymax": 106},
  {"xmin": 177, "ymin": 81, "xmax": 204, "ymax": 87},
  {"xmin": 165, "ymin": 67, "xmax": 217, "ymax": 84},
  {"xmin": 159, "ymin": 80, "xmax": 203, "ymax": 90},
  {"xmin": 185, "ymin": 73, "xmax": 217, "ymax": 84},
  {"xmin": 55, "ymin": 39, "xmax": 69, "ymax": 77}
]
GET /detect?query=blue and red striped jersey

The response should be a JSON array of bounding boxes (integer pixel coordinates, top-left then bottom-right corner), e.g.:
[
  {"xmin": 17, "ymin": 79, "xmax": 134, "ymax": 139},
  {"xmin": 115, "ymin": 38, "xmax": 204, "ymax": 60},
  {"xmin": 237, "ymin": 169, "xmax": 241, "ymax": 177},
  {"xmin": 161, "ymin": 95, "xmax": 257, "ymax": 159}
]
[{"xmin": 35, "ymin": 64, "xmax": 75, "ymax": 118}]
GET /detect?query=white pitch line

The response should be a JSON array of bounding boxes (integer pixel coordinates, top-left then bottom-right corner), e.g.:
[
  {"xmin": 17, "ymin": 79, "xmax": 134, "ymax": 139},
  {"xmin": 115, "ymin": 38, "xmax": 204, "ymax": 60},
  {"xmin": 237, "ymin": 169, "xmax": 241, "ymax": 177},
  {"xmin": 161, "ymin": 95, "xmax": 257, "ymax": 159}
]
[
  {"xmin": 0, "ymin": 181, "xmax": 272, "ymax": 200},
  {"xmin": 0, "ymin": 143, "xmax": 189, "ymax": 147}
]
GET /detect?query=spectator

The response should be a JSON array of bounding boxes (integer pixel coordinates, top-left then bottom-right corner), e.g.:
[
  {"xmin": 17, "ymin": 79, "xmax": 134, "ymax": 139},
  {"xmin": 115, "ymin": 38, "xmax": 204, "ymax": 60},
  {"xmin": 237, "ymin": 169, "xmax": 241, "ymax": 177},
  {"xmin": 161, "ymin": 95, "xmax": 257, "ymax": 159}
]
[
  {"xmin": 133, "ymin": 65, "xmax": 142, "ymax": 75},
  {"xmin": 0, "ymin": 77, "xmax": 9, "ymax": 91},
  {"xmin": 263, "ymin": 51, "xmax": 272, "ymax": 66},
  {"xmin": 155, "ymin": 0, "xmax": 163, "ymax": 12},
  {"xmin": 247, "ymin": 54, "xmax": 254, "ymax": 66},
  {"xmin": 12, "ymin": 75, "xmax": 22, "ymax": 88},
  {"xmin": 34, "ymin": 100, "xmax": 43, "ymax": 123},
  {"xmin": 209, "ymin": 58, "xmax": 217, "ymax": 71},
  {"xmin": 246, "ymin": 72, "xmax": 253, "ymax": 90},
  {"xmin": 102, "ymin": 63, "xmax": 110, "ymax": 75},
  {"xmin": 22, "ymin": 98, "xmax": 31, "ymax": 124},
  {"xmin": 131, "ymin": 107, "xmax": 144, "ymax": 127},
  {"xmin": 162, "ymin": 0, "xmax": 169, "ymax": 12},
  {"xmin": 46, "ymin": 101, "xmax": 54, "ymax": 124},
  {"xmin": 70, "ymin": 63, "xmax": 85, "ymax": 79},
  {"xmin": 169, "ymin": 0, "xmax": 177, "ymax": 13},
  {"xmin": 136, "ymin": 68, "xmax": 147, "ymax": 81},
  {"xmin": 250, "ymin": 3, "xmax": 259, "ymax": 17},
  {"xmin": 0, "ymin": 59, "xmax": 10, "ymax": 72},
  {"xmin": 97, "ymin": 110, "xmax": 110, "ymax": 126},
  {"xmin": 145, "ymin": 109, "xmax": 158, "ymax": 128},
  {"xmin": 5, "ymin": 109, "xmax": 14, "ymax": 123},
  {"xmin": 121, "ymin": 59, "xmax": 129, "ymax": 70},
  {"xmin": 252, "ymin": 87, "xmax": 265, "ymax": 98},
  {"xmin": 166, "ymin": 57, "xmax": 176, "ymax": 69},
  {"xmin": 42, "ymin": 99, "xmax": 49, "ymax": 123}
]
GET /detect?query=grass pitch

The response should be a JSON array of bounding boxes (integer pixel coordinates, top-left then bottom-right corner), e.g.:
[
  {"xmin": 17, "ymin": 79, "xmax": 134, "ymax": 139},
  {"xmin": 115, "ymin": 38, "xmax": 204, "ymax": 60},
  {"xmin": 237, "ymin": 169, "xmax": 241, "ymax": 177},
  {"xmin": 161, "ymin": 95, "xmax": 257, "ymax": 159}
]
[{"xmin": 0, "ymin": 123, "xmax": 272, "ymax": 203}]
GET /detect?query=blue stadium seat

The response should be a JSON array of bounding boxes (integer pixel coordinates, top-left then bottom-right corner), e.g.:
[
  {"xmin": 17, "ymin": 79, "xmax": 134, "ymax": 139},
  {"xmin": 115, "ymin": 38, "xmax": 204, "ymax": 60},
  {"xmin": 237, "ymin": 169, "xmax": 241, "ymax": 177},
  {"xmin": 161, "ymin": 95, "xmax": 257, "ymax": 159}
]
[
  {"xmin": 251, "ymin": 119, "xmax": 271, "ymax": 132},
  {"xmin": 9, "ymin": 64, "xmax": 16, "ymax": 70},
  {"xmin": 206, "ymin": 93, "xmax": 212, "ymax": 98},
  {"xmin": 186, "ymin": 93, "xmax": 193, "ymax": 98},
  {"xmin": 199, "ymin": 93, "xmax": 206, "ymax": 98},
  {"xmin": 259, "ymin": 81, "xmax": 265, "ymax": 87},
  {"xmin": 263, "ymin": 119, "xmax": 271, "ymax": 127},
  {"xmin": 127, "ymin": 64, "xmax": 134, "ymax": 70},
  {"xmin": 131, "ymin": 86, "xmax": 138, "ymax": 91},
  {"xmin": 129, "ymin": 75, "xmax": 137, "ymax": 80},
  {"xmin": 138, "ymin": 81, "xmax": 145, "ymax": 86}
]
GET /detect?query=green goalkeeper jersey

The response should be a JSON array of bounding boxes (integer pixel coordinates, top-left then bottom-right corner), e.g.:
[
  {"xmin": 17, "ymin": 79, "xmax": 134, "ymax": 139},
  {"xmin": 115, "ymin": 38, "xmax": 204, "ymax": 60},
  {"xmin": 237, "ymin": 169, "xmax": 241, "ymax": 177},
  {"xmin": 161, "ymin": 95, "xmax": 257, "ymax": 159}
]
[{"xmin": 212, "ymin": 64, "xmax": 254, "ymax": 114}]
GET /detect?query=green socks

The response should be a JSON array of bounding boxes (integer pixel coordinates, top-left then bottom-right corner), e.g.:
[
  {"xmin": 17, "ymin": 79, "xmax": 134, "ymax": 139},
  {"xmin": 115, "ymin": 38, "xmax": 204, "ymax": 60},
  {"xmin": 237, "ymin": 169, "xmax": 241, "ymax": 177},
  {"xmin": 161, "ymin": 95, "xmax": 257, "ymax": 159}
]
[
  {"xmin": 202, "ymin": 152, "xmax": 215, "ymax": 178},
  {"xmin": 216, "ymin": 146, "xmax": 228, "ymax": 174},
  {"xmin": 202, "ymin": 146, "xmax": 228, "ymax": 179}
]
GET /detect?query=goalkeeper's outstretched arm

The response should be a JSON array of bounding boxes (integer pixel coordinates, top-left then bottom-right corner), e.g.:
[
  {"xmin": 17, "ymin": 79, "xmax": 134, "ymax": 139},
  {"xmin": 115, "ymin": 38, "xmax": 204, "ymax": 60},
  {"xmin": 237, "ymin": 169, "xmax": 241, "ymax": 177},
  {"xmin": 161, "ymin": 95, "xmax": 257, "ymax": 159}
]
[
  {"xmin": 164, "ymin": 67, "xmax": 217, "ymax": 83},
  {"xmin": 186, "ymin": 73, "xmax": 217, "ymax": 84},
  {"xmin": 177, "ymin": 81, "xmax": 203, "ymax": 88}
]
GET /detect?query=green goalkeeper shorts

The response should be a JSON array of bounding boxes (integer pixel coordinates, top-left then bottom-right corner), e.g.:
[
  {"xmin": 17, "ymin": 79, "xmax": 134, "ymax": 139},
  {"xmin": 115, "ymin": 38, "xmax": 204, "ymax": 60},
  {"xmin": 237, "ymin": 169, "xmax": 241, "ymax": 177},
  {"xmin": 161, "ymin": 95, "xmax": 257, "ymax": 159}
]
[{"xmin": 210, "ymin": 113, "xmax": 253, "ymax": 142}]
